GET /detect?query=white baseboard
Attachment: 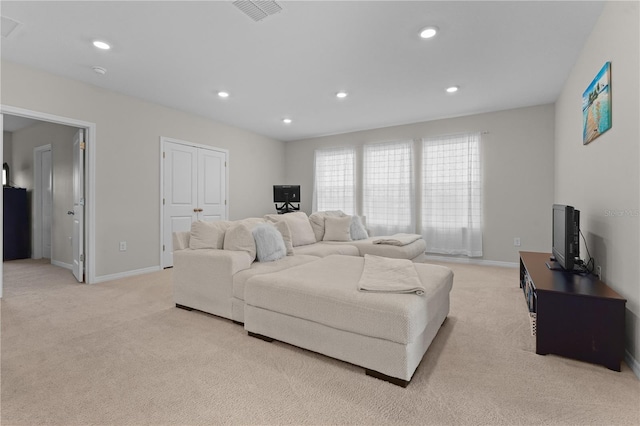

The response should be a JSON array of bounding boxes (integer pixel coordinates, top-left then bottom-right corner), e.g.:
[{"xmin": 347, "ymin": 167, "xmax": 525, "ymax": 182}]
[
  {"xmin": 93, "ymin": 266, "xmax": 161, "ymax": 284},
  {"xmin": 51, "ymin": 260, "xmax": 73, "ymax": 270},
  {"xmin": 424, "ymin": 254, "xmax": 518, "ymax": 268},
  {"xmin": 625, "ymin": 349, "xmax": 640, "ymax": 380}
]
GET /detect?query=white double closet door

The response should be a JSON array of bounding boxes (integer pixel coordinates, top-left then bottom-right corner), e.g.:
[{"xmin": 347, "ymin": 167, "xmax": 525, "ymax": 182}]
[{"xmin": 162, "ymin": 139, "xmax": 227, "ymax": 268}]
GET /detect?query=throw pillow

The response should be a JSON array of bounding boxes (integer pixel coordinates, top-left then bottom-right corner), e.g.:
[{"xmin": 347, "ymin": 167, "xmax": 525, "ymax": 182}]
[
  {"xmin": 265, "ymin": 212, "xmax": 316, "ymax": 247},
  {"xmin": 323, "ymin": 216, "xmax": 353, "ymax": 241},
  {"xmin": 273, "ymin": 220, "xmax": 294, "ymax": 256},
  {"xmin": 189, "ymin": 220, "xmax": 230, "ymax": 249},
  {"xmin": 223, "ymin": 223, "xmax": 257, "ymax": 261},
  {"xmin": 350, "ymin": 215, "xmax": 369, "ymax": 240},
  {"xmin": 309, "ymin": 210, "xmax": 346, "ymax": 242},
  {"xmin": 252, "ymin": 223, "xmax": 287, "ymax": 262}
]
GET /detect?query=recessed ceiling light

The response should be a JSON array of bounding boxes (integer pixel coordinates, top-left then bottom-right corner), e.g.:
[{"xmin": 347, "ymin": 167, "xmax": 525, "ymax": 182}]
[
  {"xmin": 336, "ymin": 91, "xmax": 348, "ymax": 99},
  {"xmin": 446, "ymin": 86, "xmax": 459, "ymax": 93},
  {"xmin": 91, "ymin": 66, "xmax": 107, "ymax": 75},
  {"xmin": 217, "ymin": 91, "xmax": 230, "ymax": 98},
  {"xmin": 419, "ymin": 27, "xmax": 438, "ymax": 39},
  {"xmin": 92, "ymin": 40, "xmax": 111, "ymax": 50},
  {"xmin": 282, "ymin": 118, "xmax": 292, "ymax": 124}
]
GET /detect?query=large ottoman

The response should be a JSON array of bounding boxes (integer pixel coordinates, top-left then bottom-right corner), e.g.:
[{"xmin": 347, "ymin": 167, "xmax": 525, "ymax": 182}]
[{"xmin": 243, "ymin": 255, "xmax": 453, "ymax": 387}]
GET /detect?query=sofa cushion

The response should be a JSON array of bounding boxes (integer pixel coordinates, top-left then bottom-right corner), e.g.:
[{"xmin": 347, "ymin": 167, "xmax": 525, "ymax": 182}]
[
  {"xmin": 309, "ymin": 210, "xmax": 347, "ymax": 241},
  {"xmin": 232, "ymin": 254, "xmax": 319, "ymax": 301},
  {"xmin": 293, "ymin": 242, "xmax": 359, "ymax": 257},
  {"xmin": 189, "ymin": 220, "xmax": 231, "ymax": 249},
  {"xmin": 324, "ymin": 237, "xmax": 427, "ymax": 260},
  {"xmin": 244, "ymin": 255, "xmax": 454, "ymax": 345},
  {"xmin": 350, "ymin": 215, "xmax": 369, "ymax": 240},
  {"xmin": 323, "ymin": 216, "xmax": 352, "ymax": 241},
  {"xmin": 223, "ymin": 223, "xmax": 257, "ymax": 261},
  {"xmin": 253, "ymin": 223, "xmax": 287, "ymax": 262},
  {"xmin": 265, "ymin": 212, "xmax": 316, "ymax": 247}
]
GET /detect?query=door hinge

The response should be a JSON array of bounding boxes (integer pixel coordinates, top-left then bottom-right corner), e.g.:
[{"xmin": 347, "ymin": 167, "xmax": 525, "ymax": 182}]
[
  {"xmin": 225, "ymin": 200, "xmax": 227, "ymax": 205},
  {"xmin": 163, "ymin": 151, "xmax": 166, "ymax": 159},
  {"xmin": 163, "ymin": 198, "xmax": 165, "ymax": 205},
  {"xmin": 163, "ymin": 245, "xmax": 165, "ymax": 252},
  {"xmin": 225, "ymin": 161, "xmax": 227, "ymax": 167},
  {"xmin": 80, "ymin": 142, "xmax": 86, "ymax": 150},
  {"xmin": 80, "ymin": 254, "xmax": 84, "ymax": 262}
]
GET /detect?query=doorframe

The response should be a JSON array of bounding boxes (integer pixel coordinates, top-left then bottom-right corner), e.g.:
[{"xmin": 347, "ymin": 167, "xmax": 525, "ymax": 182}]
[
  {"xmin": 0, "ymin": 105, "xmax": 97, "ymax": 293},
  {"xmin": 33, "ymin": 144, "xmax": 53, "ymax": 260},
  {"xmin": 159, "ymin": 136, "xmax": 229, "ymax": 269}
]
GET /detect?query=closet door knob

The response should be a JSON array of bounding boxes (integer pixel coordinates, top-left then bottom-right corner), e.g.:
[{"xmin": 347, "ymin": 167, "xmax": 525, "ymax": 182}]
[{"xmin": 67, "ymin": 210, "xmax": 75, "ymax": 215}]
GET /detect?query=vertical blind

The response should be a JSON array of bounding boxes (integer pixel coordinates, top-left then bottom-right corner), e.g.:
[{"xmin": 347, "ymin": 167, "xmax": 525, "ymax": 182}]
[
  {"xmin": 421, "ymin": 133, "xmax": 483, "ymax": 256},
  {"xmin": 312, "ymin": 147, "xmax": 356, "ymax": 214},
  {"xmin": 362, "ymin": 140, "xmax": 415, "ymax": 236}
]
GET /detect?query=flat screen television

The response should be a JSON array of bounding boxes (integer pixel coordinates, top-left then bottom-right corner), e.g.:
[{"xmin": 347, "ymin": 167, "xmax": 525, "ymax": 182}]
[{"xmin": 551, "ymin": 204, "xmax": 580, "ymax": 271}]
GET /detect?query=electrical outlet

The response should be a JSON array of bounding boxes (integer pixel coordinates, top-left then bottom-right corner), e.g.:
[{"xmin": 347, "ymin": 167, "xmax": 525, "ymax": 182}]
[
  {"xmin": 514, "ymin": 237, "xmax": 521, "ymax": 247},
  {"xmin": 119, "ymin": 241, "xmax": 127, "ymax": 252},
  {"xmin": 596, "ymin": 266, "xmax": 602, "ymax": 280}
]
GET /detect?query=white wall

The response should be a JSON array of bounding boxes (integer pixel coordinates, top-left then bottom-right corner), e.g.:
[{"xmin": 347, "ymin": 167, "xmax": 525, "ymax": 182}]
[
  {"xmin": 285, "ymin": 104, "xmax": 556, "ymax": 264},
  {"xmin": 555, "ymin": 1, "xmax": 640, "ymax": 374},
  {"xmin": 1, "ymin": 60, "xmax": 286, "ymax": 278},
  {"xmin": 10, "ymin": 121, "xmax": 75, "ymax": 265}
]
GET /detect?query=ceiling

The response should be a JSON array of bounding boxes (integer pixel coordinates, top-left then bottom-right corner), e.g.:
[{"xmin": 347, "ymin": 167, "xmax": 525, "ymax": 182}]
[{"xmin": 1, "ymin": 1, "xmax": 604, "ymax": 142}]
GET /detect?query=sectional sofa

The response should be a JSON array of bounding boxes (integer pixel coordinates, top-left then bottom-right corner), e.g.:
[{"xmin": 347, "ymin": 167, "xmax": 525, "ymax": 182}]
[{"xmin": 172, "ymin": 211, "xmax": 453, "ymax": 386}]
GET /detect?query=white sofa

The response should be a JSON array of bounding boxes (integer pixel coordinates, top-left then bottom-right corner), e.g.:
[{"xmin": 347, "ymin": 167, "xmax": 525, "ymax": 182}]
[
  {"xmin": 172, "ymin": 211, "xmax": 452, "ymax": 386},
  {"xmin": 172, "ymin": 211, "xmax": 427, "ymax": 323}
]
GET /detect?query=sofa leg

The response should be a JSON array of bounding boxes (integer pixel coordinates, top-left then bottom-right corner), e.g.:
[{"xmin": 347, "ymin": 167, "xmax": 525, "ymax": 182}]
[
  {"xmin": 248, "ymin": 331, "xmax": 274, "ymax": 342},
  {"xmin": 365, "ymin": 369, "xmax": 409, "ymax": 388},
  {"xmin": 175, "ymin": 304, "xmax": 194, "ymax": 311}
]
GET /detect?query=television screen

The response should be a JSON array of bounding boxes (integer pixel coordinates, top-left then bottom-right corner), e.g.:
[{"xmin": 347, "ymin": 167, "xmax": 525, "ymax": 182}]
[
  {"xmin": 273, "ymin": 185, "xmax": 300, "ymax": 203},
  {"xmin": 552, "ymin": 204, "xmax": 580, "ymax": 271}
]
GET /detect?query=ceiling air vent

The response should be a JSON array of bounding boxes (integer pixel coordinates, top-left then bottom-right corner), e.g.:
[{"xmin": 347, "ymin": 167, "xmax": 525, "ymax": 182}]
[
  {"xmin": 232, "ymin": 1, "xmax": 282, "ymax": 22},
  {"xmin": 1, "ymin": 16, "xmax": 22, "ymax": 38}
]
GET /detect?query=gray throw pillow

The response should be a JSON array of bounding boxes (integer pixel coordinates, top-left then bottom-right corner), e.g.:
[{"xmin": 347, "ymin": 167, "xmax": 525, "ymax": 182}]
[
  {"xmin": 350, "ymin": 215, "xmax": 369, "ymax": 240},
  {"xmin": 252, "ymin": 223, "xmax": 287, "ymax": 262}
]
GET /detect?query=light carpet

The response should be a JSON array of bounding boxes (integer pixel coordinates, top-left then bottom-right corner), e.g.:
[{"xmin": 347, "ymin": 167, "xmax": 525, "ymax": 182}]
[{"xmin": 2, "ymin": 258, "xmax": 639, "ymax": 425}]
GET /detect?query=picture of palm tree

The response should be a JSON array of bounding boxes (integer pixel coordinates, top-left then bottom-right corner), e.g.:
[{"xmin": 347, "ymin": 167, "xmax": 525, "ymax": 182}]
[{"xmin": 582, "ymin": 62, "xmax": 611, "ymax": 144}]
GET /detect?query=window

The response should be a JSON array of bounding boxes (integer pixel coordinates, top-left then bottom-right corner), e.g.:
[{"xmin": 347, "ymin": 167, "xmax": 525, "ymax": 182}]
[
  {"xmin": 421, "ymin": 133, "xmax": 482, "ymax": 256},
  {"xmin": 313, "ymin": 147, "xmax": 355, "ymax": 214},
  {"xmin": 363, "ymin": 140, "xmax": 414, "ymax": 235}
]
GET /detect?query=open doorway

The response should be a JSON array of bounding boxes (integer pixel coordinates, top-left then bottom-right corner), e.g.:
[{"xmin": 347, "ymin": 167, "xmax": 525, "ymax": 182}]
[{"xmin": 1, "ymin": 106, "xmax": 96, "ymax": 297}]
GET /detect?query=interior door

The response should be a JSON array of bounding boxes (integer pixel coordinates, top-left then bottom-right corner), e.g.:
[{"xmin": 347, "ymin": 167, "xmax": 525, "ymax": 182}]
[
  {"xmin": 198, "ymin": 149, "xmax": 226, "ymax": 222},
  {"xmin": 162, "ymin": 140, "xmax": 227, "ymax": 268},
  {"xmin": 41, "ymin": 148, "xmax": 53, "ymax": 258},
  {"xmin": 72, "ymin": 129, "xmax": 84, "ymax": 282},
  {"xmin": 163, "ymin": 142, "xmax": 198, "ymax": 268}
]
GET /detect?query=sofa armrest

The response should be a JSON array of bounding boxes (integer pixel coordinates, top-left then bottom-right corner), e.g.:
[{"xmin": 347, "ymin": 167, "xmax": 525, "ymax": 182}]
[
  {"xmin": 173, "ymin": 248, "xmax": 253, "ymax": 319},
  {"xmin": 174, "ymin": 248, "xmax": 253, "ymax": 278}
]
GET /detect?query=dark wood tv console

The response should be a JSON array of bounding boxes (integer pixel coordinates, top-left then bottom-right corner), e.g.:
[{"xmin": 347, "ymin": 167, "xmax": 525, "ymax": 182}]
[{"xmin": 519, "ymin": 251, "xmax": 626, "ymax": 371}]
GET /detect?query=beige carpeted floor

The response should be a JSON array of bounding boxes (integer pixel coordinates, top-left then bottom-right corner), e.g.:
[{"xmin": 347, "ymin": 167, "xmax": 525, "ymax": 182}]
[{"xmin": 2, "ymin": 258, "xmax": 639, "ymax": 425}]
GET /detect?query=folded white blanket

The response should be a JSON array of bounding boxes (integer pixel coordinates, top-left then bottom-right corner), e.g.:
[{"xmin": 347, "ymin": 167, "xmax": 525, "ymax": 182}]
[
  {"xmin": 372, "ymin": 233, "xmax": 422, "ymax": 246},
  {"xmin": 358, "ymin": 254, "xmax": 425, "ymax": 295}
]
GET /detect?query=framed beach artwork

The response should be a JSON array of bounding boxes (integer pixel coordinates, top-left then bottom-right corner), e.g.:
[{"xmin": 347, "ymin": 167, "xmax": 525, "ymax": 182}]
[{"xmin": 582, "ymin": 61, "xmax": 611, "ymax": 144}]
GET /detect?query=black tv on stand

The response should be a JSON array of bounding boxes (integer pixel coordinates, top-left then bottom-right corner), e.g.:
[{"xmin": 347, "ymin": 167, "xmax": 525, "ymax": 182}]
[{"xmin": 273, "ymin": 185, "xmax": 300, "ymax": 214}]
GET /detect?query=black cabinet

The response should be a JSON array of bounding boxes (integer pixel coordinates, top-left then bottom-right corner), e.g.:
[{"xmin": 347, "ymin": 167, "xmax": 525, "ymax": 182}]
[
  {"xmin": 519, "ymin": 251, "xmax": 626, "ymax": 371},
  {"xmin": 3, "ymin": 187, "xmax": 30, "ymax": 260}
]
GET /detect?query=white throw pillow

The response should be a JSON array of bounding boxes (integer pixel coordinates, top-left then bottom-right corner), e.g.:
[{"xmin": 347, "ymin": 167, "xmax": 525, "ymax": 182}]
[
  {"xmin": 265, "ymin": 212, "xmax": 316, "ymax": 247},
  {"xmin": 189, "ymin": 220, "xmax": 230, "ymax": 249},
  {"xmin": 252, "ymin": 223, "xmax": 287, "ymax": 262},
  {"xmin": 323, "ymin": 216, "xmax": 353, "ymax": 242},
  {"xmin": 309, "ymin": 210, "xmax": 346, "ymax": 242},
  {"xmin": 223, "ymin": 223, "xmax": 257, "ymax": 261},
  {"xmin": 350, "ymin": 215, "xmax": 369, "ymax": 240}
]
